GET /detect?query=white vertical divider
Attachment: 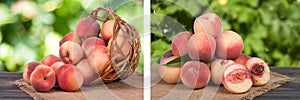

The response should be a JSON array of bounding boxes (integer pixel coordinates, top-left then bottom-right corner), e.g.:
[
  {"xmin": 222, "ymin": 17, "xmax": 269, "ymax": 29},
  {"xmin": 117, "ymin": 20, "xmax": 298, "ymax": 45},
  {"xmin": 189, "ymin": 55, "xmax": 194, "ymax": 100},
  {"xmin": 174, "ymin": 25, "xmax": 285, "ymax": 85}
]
[{"xmin": 144, "ymin": 0, "xmax": 151, "ymax": 100}]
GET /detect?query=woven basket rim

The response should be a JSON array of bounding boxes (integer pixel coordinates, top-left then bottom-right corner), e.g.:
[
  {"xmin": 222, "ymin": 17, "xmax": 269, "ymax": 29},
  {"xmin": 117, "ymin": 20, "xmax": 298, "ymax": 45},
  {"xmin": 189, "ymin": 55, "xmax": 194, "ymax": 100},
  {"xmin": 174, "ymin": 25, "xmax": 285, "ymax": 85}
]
[{"xmin": 88, "ymin": 7, "xmax": 141, "ymax": 85}]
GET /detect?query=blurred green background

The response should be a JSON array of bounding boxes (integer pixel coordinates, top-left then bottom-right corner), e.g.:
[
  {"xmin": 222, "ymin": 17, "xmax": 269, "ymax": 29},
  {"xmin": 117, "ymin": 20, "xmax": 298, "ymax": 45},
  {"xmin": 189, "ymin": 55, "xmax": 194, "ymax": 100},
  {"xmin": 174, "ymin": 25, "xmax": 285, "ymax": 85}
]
[
  {"xmin": 151, "ymin": 0, "xmax": 300, "ymax": 67},
  {"xmin": 0, "ymin": 0, "xmax": 144, "ymax": 72},
  {"xmin": 1, "ymin": 0, "xmax": 300, "ymax": 72}
]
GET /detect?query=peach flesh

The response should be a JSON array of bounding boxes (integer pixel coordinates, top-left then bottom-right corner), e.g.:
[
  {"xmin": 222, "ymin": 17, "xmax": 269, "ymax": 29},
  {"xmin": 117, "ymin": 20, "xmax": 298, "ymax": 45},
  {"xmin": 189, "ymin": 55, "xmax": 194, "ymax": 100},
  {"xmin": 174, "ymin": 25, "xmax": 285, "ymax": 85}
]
[
  {"xmin": 76, "ymin": 16, "xmax": 100, "ymax": 39},
  {"xmin": 210, "ymin": 59, "xmax": 235, "ymax": 84},
  {"xmin": 180, "ymin": 61, "xmax": 210, "ymax": 89},
  {"xmin": 56, "ymin": 64, "xmax": 84, "ymax": 92},
  {"xmin": 30, "ymin": 65, "xmax": 56, "ymax": 92},
  {"xmin": 23, "ymin": 61, "xmax": 42, "ymax": 83},
  {"xmin": 216, "ymin": 31, "xmax": 244, "ymax": 59},
  {"xmin": 158, "ymin": 50, "xmax": 181, "ymax": 84},
  {"xmin": 41, "ymin": 54, "xmax": 61, "ymax": 66},
  {"xmin": 245, "ymin": 57, "xmax": 270, "ymax": 86},
  {"xmin": 59, "ymin": 41, "xmax": 84, "ymax": 64},
  {"xmin": 194, "ymin": 13, "xmax": 222, "ymax": 38},
  {"xmin": 187, "ymin": 33, "xmax": 216, "ymax": 62},
  {"xmin": 171, "ymin": 31, "xmax": 193, "ymax": 56},
  {"xmin": 222, "ymin": 63, "xmax": 252, "ymax": 93},
  {"xmin": 59, "ymin": 33, "xmax": 82, "ymax": 46}
]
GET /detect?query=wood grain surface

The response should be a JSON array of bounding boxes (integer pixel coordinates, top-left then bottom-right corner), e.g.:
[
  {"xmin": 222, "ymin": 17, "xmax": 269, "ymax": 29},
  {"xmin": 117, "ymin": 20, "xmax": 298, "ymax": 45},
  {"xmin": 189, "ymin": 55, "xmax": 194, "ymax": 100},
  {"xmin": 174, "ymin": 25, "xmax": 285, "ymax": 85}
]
[{"xmin": 0, "ymin": 67, "xmax": 299, "ymax": 100}]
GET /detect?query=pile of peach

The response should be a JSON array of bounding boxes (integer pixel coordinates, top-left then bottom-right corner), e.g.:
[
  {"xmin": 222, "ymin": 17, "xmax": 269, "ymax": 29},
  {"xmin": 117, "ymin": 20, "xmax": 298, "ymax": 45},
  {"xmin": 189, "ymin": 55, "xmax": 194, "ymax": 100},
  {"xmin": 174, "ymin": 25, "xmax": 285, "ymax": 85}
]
[
  {"xmin": 159, "ymin": 13, "xmax": 270, "ymax": 93},
  {"xmin": 23, "ymin": 16, "xmax": 131, "ymax": 92}
]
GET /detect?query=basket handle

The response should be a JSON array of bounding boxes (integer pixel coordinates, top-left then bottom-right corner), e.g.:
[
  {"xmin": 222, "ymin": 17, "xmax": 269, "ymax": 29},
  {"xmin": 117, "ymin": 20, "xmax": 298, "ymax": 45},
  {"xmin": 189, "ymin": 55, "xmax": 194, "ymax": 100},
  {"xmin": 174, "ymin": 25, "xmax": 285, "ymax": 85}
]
[{"xmin": 90, "ymin": 7, "xmax": 113, "ymax": 22}]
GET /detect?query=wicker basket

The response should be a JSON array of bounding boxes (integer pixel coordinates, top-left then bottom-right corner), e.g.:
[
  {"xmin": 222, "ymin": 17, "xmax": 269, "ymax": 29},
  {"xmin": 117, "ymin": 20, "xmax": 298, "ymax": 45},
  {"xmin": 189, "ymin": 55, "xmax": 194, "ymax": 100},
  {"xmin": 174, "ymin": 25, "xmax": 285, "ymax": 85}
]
[{"xmin": 89, "ymin": 7, "xmax": 141, "ymax": 84}]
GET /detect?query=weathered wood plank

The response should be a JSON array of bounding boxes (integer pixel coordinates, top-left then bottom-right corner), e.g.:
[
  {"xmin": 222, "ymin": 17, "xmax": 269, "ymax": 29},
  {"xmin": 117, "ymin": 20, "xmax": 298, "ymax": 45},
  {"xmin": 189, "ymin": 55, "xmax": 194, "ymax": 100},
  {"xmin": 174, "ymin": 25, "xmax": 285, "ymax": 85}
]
[
  {"xmin": 0, "ymin": 67, "xmax": 299, "ymax": 99},
  {"xmin": 0, "ymin": 72, "xmax": 32, "ymax": 99},
  {"xmin": 255, "ymin": 67, "xmax": 300, "ymax": 100}
]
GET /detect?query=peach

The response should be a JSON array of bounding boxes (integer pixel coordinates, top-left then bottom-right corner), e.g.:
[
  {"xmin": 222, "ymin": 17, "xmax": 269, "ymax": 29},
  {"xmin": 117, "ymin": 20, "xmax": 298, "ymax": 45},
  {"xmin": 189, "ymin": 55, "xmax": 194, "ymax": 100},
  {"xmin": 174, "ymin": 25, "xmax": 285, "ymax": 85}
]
[
  {"xmin": 158, "ymin": 50, "xmax": 181, "ymax": 83},
  {"xmin": 222, "ymin": 63, "xmax": 252, "ymax": 93},
  {"xmin": 180, "ymin": 61, "xmax": 210, "ymax": 89},
  {"xmin": 41, "ymin": 54, "xmax": 61, "ymax": 66},
  {"xmin": 59, "ymin": 32, "xmax": 82, "ymax": 46},
  {"xmin": 76, "ymin": 59, "xmax": 99, "ymax": 85},
  {"xmin": 193, "ymin": 13, "xmax": 222, "ymax": 38},
  {"xmin": 171, "ymin": 31, "xmax": 193, "ymax": 56},
  {"xmin": 23, "ymin": 61, "xmax": 42, "ymax": 83},
  {"xmin": 216, "ymin": 31, "xmax": 244, "ymax": 59},
  {"xmin": 101, "ymin": 20, "xmax": 115, "ymax": 42},
  {"xmin": 50, "ymin": 61, "xmax": 64, "ymax": 84},
  {"xmin": 76, "ymin": 16, "xmax": 100, "ymax": 39},
  {"xmin": 56, "ymin": 64, "xmax": 84, "ymax": 92},
  {"xmin": 187, "ymin": 33, "xmax": 216, "ymax": 62},
  {"xmin": 88, "ymin": 46, "xmax": 110, "ymax": 75},
  {"xmin": 210, "ymin": 59, "xmax": 234, "ymax": 84},
  {"xmin": 235, "ymin": 53, "xmax": 250, "ymax": 65},
  {"xmin": 81, "ymin": 37, "xmax": 106, "ymax": 56},
  {"xmin": 30, "ymin": 65, "xmax": 56, "ymax": 92},
  {"xmin": 50, "ymin": 61, "xmax": 65, "ymax": 74},
  {"xmin": 59, "ymin": 41, "xmax": 84, "ymax": 64},
  {"xmin": 245, "ymin": 57, "xmax": 270, "ymax": 86}
]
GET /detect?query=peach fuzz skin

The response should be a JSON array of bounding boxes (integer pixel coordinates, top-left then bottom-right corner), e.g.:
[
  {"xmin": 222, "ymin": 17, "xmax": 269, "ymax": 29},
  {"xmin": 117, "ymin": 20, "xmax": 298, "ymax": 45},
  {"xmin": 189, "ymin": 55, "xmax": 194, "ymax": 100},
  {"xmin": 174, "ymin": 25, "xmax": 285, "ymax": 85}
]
[
  {"xmin": 41, "ymin": 54, "xmax": 61, "ymax": 66},
  {"xmin": 101, "ymin": 20, "xmax": 115, "ymax": 42},
  {"xmin": 56, "ymin": 64, "xmax": 84, "ymax": 92},
  {"xmin": 87, "ymin": 46, "xmax": 110, "ymax": 75},
  {"xmin": 23, "ymin": 61, "xmax": 42, "ymax": 83},
  {"xmin": 193, "ymin": 13, "xmax": 222, "ymax": 38},
  {"xmin": 216, "ymin": 31, "xmax": 244, "ymax": 60},
  {"xmin": 171, "ymin": 31, "xmax": 193, "ymax": 56},
  {"xmin": 59, "ymin": 41, "xmax": 84, "ymax": 64},
  {"xmin": 82, "ymin": 37, "xmax": 106, "ymax": 56},
  {"xmin": 180, "ymin": 61, "xmax": 210, "ymax": 89},
  {"xmin": 76, "ymin": 59, "xmax": 99, "ymax": 85},
  {"xmin": 75, "ymin": 16, "xmax": 100, "ymax": 39},
  {"xmin": 59, "ymin": 33, "xmax": 82, "ymax": 46},
  {"xmin": 30, "ymin": 65, "xmax": 56, "ymax": 92},
  {"xmin": 187, "ymin": 33, "xmax": 216, "ymax": 62},
  {"xmin": 158, "ymin": 50, "xmax": 181, "ymax": 84}
]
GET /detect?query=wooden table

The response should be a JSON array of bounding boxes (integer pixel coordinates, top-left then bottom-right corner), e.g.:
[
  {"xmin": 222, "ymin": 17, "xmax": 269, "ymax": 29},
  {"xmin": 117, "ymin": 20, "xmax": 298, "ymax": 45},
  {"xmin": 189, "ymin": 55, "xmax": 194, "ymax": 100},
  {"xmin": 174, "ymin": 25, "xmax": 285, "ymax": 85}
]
[
  {"xmin": 255, "ymin": 67, "xmax": 300, "ymax": 99},
  {"xmin": 0, "ymin": 67, "xmax": 300, "ymax": 100}
]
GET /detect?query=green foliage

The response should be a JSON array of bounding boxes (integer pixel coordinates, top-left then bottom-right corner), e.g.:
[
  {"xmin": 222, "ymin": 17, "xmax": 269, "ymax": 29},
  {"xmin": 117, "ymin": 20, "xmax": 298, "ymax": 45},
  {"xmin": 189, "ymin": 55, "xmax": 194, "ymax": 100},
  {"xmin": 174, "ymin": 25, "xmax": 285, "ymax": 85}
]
[
  {"xmin": 151, "ymin": 0, "xmax": 300, "ymax": 67},
  {"xmin": 0, "ymin": 0, "xmax": 144, "ymax": 72}
]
